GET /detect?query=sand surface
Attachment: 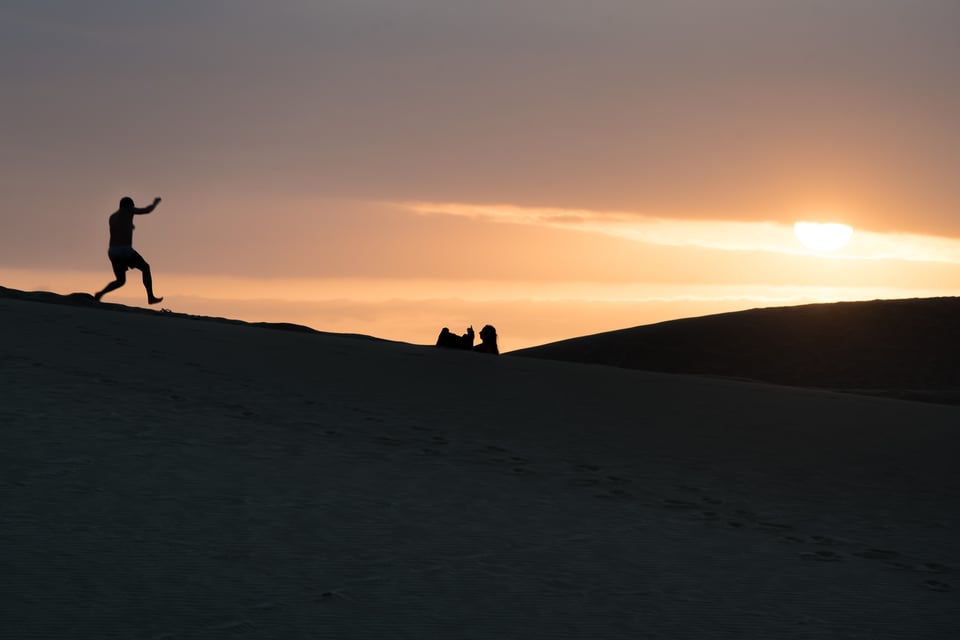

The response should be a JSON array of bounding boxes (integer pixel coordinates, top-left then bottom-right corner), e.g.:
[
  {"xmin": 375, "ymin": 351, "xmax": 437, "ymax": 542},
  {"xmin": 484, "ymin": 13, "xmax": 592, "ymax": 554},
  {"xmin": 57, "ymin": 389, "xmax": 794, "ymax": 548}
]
[{"xmin": 1, "ymin": 294, "xmax": 958, "ymax": 638}]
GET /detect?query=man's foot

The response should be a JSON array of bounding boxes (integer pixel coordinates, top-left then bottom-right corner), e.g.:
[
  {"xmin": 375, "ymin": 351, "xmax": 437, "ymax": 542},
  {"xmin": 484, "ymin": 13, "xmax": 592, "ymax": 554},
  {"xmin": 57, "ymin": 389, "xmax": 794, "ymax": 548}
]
[
  {"xmin": 148, "ymin": 296, "xmax": 164, "ymax": 305},
  {"xmin": 94, "ymin": 291, "xmax": 104, "ymax": 302}
]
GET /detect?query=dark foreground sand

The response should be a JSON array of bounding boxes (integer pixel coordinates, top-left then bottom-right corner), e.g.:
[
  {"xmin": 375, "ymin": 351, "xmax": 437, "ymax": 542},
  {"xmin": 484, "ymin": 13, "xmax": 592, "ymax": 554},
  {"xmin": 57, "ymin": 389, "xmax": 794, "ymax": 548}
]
[{"xmin": 1, "ymin": 292, "xmax": 958, "ymax": 638}]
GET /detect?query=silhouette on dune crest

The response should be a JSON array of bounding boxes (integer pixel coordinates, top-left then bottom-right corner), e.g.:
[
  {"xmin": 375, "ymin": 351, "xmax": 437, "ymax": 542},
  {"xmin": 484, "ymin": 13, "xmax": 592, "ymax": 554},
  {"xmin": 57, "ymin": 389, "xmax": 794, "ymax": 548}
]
[
  {"xmin": 473, "ymin": 324, "xmax": 499, "ymax": 355},
  {"xmin": 436, "ymin": 326, "xmax": 475, "ymax": 350}
]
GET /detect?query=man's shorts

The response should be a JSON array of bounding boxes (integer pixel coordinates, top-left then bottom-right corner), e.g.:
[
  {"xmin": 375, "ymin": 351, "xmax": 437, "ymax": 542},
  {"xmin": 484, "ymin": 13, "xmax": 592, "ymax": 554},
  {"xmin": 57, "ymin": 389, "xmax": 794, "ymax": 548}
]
[{"xmin": 108, "ymin": 245, "xmax": 148, "ymax": 271}]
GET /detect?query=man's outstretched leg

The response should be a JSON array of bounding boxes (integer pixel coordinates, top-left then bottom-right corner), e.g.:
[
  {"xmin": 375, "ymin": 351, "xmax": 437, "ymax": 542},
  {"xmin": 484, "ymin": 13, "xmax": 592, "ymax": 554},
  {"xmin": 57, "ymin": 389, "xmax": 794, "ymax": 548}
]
[
  {"xmin": 95, "ymin": 266, "xmax": 126, "ymax": 301},
  {"xmin": 141, "ymin": 264, "xmax": 163, "ymax": 305}
]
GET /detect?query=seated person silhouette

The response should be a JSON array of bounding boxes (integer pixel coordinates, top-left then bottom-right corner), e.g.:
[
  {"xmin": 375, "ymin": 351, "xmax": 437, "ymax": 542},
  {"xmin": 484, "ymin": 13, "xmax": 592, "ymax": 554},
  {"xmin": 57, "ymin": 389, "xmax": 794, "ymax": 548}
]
[
  {"xmin": 473, "ymin": 324, "xmax": 499, "ymax": 355},
  {"xmin": 436, "ymin": 325, "xmax": 474, "ymax": 350}
]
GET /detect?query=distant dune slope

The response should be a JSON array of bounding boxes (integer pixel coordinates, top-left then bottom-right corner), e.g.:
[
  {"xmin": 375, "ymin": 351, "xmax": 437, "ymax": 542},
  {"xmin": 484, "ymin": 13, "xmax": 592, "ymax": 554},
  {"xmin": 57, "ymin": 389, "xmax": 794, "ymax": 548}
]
[{"xmin": 511, "ymin": 298, "xmax": 960, "ymax": 403}]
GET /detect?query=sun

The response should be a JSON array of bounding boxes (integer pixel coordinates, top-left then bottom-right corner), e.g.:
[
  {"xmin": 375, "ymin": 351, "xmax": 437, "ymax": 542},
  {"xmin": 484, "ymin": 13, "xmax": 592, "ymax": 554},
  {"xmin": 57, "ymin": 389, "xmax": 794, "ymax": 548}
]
[{"xmin": 793, "ymin": 221, "xmax": 853, "ymax": 252}]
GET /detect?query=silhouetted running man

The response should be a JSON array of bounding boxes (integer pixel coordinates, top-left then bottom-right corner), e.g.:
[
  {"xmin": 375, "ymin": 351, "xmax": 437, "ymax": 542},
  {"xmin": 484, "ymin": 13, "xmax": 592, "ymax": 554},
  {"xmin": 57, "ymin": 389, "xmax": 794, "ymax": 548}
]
[{"xmin": 94, "ymin": 196, "xmax": 164, "ymax": 304}]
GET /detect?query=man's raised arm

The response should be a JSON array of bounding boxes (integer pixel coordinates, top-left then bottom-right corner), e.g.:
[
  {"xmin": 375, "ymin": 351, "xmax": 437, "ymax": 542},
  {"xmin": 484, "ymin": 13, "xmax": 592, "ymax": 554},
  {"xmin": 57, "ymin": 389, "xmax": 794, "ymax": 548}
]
[{"xmin": 134, "ymin": 197, "xmax": 162, "ymax": 214}]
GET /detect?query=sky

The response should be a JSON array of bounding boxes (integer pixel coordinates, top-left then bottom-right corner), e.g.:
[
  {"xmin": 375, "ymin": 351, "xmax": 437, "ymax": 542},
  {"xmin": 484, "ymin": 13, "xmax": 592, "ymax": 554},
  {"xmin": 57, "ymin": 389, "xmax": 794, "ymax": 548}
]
[{"xmin": 2, "ymin": 1, "xmax": 959, "ymax": 351}]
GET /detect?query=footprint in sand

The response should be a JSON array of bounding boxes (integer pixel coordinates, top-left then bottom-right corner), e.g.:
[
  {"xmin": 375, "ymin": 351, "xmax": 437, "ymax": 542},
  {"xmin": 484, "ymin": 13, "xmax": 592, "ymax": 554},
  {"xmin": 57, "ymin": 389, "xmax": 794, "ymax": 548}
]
[
  {"xmin": 283, "ymin": 444, "xmax": 304, "ymax": 457},
  {"xmin": 888, "ymin": 561, "xmax": 952, "ymax": 574},
  {"xmin": 661, "ymin": 499, "xmax": 700, "ymax": 509},
  {"xmin": 917, "ymin": 562, "xmax": 951, "ymax": 573},
  {"xmin": 852, "ymin": 548, "xmax": 899, "ymax": 560},
  {"xmin": 800, "ymin": 550, "xmax": 843, "ymax": 562},
  {"xmin": 205, "ymin": 619, "xmax": 256, "ymax": 632},
  {"xmin": 595, "ymin": 488, "xmax": 633, "ymax": 499},
  {"xmin": 923, "ymin": 580, "xmax": 953, "ymax": 592}
]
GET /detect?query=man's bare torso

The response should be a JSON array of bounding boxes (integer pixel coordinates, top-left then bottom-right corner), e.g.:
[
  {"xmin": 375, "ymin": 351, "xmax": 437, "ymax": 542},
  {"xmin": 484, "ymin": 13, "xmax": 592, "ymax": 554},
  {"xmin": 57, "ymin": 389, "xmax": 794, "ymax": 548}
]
[{"xmin": 108, "ymin": 210, "xmax": 135, "ymax": 247}]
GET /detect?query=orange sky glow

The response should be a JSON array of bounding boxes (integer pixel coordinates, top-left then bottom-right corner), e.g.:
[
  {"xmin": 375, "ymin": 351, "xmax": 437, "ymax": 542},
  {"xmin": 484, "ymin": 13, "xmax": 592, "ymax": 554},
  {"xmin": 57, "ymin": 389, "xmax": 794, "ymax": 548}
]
[{"xmin": 4, "ymin": 200, "xmax": 960, "ymax": 351}]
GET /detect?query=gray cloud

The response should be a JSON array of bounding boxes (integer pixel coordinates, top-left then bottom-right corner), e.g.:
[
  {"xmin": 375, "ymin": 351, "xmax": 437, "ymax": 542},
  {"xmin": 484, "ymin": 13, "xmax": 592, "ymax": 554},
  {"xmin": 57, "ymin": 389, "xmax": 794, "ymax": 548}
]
[{"xmin": 2, "ymin": 0, "xmax": 959, "ymax": 279}]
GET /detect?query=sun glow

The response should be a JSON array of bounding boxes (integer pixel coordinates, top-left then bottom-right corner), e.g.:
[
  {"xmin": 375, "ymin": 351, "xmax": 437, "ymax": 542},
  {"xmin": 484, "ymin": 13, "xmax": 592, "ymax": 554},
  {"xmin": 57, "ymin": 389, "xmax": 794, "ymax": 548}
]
[{"xmin": 793, "ymin": 222, "xmax": 854, "ymax": 253}]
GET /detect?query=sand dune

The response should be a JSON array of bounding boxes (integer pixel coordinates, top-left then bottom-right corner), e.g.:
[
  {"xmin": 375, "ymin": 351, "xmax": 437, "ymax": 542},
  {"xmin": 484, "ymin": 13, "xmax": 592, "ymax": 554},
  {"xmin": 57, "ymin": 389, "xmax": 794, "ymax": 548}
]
[
  {"xmin": 2, "ymin": 288, "xmax": 958, "ymax": 638},
  {"xmin": 513, "ymin": 297, "xmax": 960, "ymax": 405}
]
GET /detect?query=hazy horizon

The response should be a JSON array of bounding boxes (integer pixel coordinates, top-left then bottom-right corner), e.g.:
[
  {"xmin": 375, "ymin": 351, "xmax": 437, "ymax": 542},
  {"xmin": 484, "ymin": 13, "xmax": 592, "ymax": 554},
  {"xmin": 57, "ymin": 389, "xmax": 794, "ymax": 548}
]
[{"xmin": 3, "ymin": 2, "xmax": 958, "ymax": 349}]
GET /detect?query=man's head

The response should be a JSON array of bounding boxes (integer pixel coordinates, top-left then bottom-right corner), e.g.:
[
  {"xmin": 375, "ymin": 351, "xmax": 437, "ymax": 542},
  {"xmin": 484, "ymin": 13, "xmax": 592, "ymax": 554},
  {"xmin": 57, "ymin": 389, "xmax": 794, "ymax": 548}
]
[
  {"xmin": 479, "ymin": 325, "xmax": 497, "ymax": 342},
  {"xmin": 119, "ymin": 196, "xmax": 134, "ymax": 209}
]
